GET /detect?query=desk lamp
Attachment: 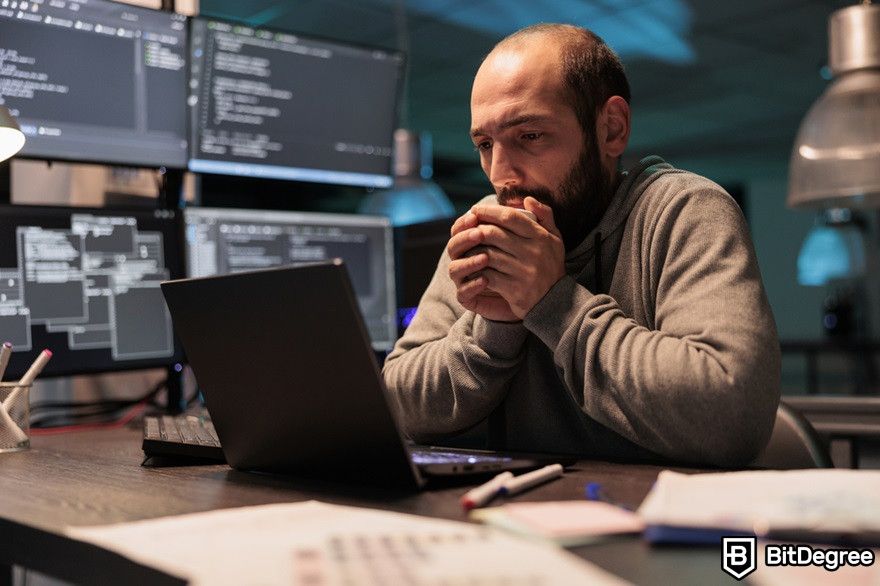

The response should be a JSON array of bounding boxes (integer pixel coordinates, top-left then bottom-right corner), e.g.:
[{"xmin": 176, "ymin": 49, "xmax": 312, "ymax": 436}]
[
  {"xmin": 788, "ymin": 2, "xmax": 879, "ymax": 338},
  {"xmin": 0, "ymin": 106, "xmax": 25, "ymax": 162},
  {"xmin": 359, "ymin": 129, "xmax": 455, "ymax": 226},
  {"xmin": 787, "ymin": 1, "xmax": 880, "ymax": 209}
]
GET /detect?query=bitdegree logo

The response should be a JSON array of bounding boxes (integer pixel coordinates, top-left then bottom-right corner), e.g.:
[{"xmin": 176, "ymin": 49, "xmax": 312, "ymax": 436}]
[
  {"xmin": 766, "ymin": 544, "xmax": 875, "ymax": 572},
  {"xmin": 722, "ymin": 536, "xmax": 876, "ymax": 580}
]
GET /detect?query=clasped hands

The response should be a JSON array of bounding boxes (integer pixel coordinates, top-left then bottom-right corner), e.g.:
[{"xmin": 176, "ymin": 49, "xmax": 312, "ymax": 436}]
[{"xmin": 447, "ymin": 196, "xmax": 565, "ymax": 322}]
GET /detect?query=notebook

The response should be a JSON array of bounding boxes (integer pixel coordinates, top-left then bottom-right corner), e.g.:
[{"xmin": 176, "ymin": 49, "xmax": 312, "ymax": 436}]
[{"xmin": 160, "ymin": 261, "xmax": 572, "ymax": 489}]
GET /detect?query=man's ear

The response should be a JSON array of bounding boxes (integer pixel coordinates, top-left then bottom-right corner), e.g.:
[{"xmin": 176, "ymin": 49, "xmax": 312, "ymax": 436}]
[{"xmin": 598, "ymin": 96, "xmax": 630, "ymax": 160}]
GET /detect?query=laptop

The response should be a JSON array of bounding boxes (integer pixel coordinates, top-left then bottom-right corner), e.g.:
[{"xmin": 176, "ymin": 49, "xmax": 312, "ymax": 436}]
[{"xmin": 160, "ymin": 261, "xmax": 572, "ymax": 489}]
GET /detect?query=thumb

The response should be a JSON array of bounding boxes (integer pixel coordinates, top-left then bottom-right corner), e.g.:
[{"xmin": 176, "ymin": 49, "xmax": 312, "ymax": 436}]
[{"xmin": 523, "ymin": 196, "xmax": 561, "ymax": 238}]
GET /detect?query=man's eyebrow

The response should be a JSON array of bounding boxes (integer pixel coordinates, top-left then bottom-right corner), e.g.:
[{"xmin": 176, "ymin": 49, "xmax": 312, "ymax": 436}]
[{"xmin": 470, "ymin": 115, "xmax": 552, "ymax": 138}]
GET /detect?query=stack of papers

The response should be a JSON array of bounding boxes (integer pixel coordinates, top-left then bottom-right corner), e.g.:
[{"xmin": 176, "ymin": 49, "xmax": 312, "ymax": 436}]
[
  {"xmin": 471, "ymin": 500, "xmax": 644, "ymax": 546},
  {"xmin": 67, "ymin": 501, "xmax": 630, "ymax": 585},
  {"xmin": 638, "ymin": 469, "xmax": 880, "ymax": 544}
]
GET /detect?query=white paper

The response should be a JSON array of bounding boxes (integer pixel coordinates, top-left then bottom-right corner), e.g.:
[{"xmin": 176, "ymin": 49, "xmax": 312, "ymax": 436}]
[
  {"xmin": 638, "ymin": 469, "xmax": 880, "ymax": 534},
  {"xmin": 67, "ymin": 501, "xmax": 630, "ymax": 585}
]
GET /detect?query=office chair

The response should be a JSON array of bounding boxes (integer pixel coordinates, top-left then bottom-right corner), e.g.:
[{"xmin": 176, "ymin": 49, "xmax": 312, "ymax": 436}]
[{"xmin": 752, "ymin": 401, "xmax": 833, "ymax": 469}]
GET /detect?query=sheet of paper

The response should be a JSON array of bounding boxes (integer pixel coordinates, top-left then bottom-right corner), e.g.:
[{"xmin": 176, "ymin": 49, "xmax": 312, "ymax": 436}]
[
  {"xmin": 67, "ymin": 501, "xmax": 630, "ymax": 585},
  {"xmin": 638, "ymin": 469, "xmax": 880, "ymax": 534},
  {"xmin": 472, "ymin": 501, "xmax": 644, "ymax": 546}
]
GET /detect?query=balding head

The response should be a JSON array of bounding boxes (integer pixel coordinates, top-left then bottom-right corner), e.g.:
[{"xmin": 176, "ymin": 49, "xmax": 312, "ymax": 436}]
[{"xmin": 483, "ymin": 24, "xmax": 630, "ymax": 136}]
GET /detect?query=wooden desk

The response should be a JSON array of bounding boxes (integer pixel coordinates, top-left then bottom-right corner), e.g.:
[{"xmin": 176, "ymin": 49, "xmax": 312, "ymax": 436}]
[{"xmin": 0, "ymin": 427, "xmax": 728, "ymax": 585}]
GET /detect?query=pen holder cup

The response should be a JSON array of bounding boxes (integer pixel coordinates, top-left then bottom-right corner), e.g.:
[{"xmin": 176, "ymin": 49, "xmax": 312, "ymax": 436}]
[{"xmin": 0, "ymin": 382, "xmax": 31, "ymax": 452}]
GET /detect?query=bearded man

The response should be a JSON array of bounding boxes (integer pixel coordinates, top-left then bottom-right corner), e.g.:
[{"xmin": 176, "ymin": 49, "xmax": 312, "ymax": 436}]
[{"xmin": 382, "ymin": 23, "xmax": 781, "ymax": 467}]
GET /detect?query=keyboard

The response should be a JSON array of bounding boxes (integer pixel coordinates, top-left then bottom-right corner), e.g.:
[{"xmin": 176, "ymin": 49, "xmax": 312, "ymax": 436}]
[
  {"xmin": 142, "ymin": 415, "xmax": 225, "ymax": 462},
  {"xmin": 409, "ymin": 448, "xmax": 513, "ymax": 465}
]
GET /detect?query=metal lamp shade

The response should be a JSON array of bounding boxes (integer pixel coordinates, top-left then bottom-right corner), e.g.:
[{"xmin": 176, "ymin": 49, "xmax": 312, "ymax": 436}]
[
  {"xmin": 0, "ymin": 106, "xmax": 25, "ymax": 163},
  {"xmin": 787, "ymin": 3, "xmax": 880, "ymax": 209}
]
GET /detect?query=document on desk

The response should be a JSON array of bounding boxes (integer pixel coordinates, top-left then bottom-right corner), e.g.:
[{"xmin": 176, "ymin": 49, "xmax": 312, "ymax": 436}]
[
  {"xmin": 638, "ymin": 469, "xmax": 880, "ymax": 542},
  {"xmin": 472, "ymin": 501, "xmax": 645, "ymax": 546},
  {"xmin": 67, "ymin": 501, "xmax": 630, "ymax": 585}
]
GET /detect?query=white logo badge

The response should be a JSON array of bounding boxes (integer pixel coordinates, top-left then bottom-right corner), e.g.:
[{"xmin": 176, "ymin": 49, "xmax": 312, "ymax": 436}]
[{"xmin": 722, "ymin": 536, "xmax": 757, "ymax": 580}]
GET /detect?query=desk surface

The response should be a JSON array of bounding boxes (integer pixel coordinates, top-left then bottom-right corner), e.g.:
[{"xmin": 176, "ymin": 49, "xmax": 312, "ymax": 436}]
[{"xmin": 0, "ymin": 427, "xmax": 734, "ymax": 585}]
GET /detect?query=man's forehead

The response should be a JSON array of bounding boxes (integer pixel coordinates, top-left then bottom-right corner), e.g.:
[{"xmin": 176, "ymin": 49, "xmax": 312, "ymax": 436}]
[
  {"xmin": 475, "ymin": 43, "xmax": 563, "ymax": 92},
  {"xmin": 470, "ymin": 43, "xmax": 568, "ymax": 133}
]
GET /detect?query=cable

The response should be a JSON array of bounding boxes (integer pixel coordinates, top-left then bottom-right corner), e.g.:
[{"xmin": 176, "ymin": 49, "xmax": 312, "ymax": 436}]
[
  {"xmin": 32, "ymin": 403, "xmax": 137, "ymax": 428},
  {"xmin": 29, "ymin": 378, "xmax": 166, "ymax": 416},
  {"xmin": 30, "ymin": 401, "xmax": 148, "ymax": 436},
  {"xmin": 29, "ymin": 378, "xmax": 167, "ymax": 429}
]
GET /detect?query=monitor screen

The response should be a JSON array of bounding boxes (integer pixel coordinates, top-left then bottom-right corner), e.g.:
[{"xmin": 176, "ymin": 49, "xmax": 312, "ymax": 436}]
[
  {"xmin": 188, "ymin": 18, "xmax": 403, "ymax": 188},
  {"xmin": 0, "ymin": 0, "xmax": 188, "ymax": 168},
  {"xmin": 184, "ymin": 206, "xmax": 396, "ymax": 351},
  {"xmin": 0, "ymin": 204, "xmax": 184, "ymax": 378}
]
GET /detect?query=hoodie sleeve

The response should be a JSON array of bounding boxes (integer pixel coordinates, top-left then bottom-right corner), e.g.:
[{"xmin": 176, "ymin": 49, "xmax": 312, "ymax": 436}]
[
  {"xmin": 382, "ymin": 248, "xmax": 529, "ymax": 441},
  {"xmin": 523, "ymin": 185, "xmax": 781, "ymax": 467}
]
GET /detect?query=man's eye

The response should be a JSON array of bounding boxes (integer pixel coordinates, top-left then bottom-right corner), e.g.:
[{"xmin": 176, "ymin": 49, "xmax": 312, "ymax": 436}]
[
  {"xmin": 522, "ymin": 132, "xmax": 542, "ymax": 141},
  {"xmin": 474, "ymin": 141, "xmax": 492, "ymax": 152}
]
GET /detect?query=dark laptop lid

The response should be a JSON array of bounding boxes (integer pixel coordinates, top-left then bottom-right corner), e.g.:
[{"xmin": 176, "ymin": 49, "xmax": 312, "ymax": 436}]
[{"xmin": 161, "ymin": 261, "xmax": 423, "ymax": 489}]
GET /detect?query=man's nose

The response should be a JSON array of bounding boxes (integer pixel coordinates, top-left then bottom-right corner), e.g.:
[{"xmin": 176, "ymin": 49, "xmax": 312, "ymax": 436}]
[{"xmin": 488, "ymin": 145, "xmax": 522, "ymax": 189}]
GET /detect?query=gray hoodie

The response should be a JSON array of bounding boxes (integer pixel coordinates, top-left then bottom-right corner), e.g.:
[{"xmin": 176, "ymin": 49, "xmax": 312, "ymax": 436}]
[{"xmin": 383, "ymin": 156, "xmax": 781, "ymax": 467}]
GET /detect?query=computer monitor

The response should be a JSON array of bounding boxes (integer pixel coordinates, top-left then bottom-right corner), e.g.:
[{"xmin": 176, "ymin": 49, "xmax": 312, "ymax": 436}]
[
  {"xmin": 183, "ymin": 206, "xmax": 397, "ymax": 351},
  {"xmin": 0, "ymin": 204, "xmax": 185, "ymax": 378},
  {"xmin": 0, "ymin": 0, "xmax": 188, "ymax": 168},
  {"xmin": 188, "ymin": 18, "xmax": 403, "ymax": 188}
]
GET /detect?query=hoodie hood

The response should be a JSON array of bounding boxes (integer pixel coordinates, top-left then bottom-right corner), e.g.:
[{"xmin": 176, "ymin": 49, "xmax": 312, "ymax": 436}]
[{"xmin": 563, "ymin": 156, "xmax": 677, "ymax": 288}]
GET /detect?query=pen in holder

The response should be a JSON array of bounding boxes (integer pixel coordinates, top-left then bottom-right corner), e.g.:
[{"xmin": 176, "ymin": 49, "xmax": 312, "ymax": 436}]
[{"xmin": 0, "ymin": 382, "xmax": 31, "ymax": 452}]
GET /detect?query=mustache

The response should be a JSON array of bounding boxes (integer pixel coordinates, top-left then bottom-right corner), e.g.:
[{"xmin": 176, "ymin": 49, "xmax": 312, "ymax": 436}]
[{"xmin": 496, "ymin": 185, "xmax": 555, "ymax": 208}]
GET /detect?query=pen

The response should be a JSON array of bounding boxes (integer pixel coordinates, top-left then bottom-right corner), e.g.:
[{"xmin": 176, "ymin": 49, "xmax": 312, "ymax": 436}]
[
  {"xmin": 0, "ymin": 342, "xmax": 11, "ymax": 382},
  {"xmin": 4, "ymin": 349, "xmax": 52, "ymax": 407},
  {"xmin": 586, "ymin": 482, "xmax": 632, "ymax": 510},
  {"xmin": 586, "ymin": 482, "xmax": 604, "ymax": 501},
  {"xmin": 461, "ymin": 471, "xmax": 513, "ymax": 510},
  {"xmin": 499, "ymin": 463, "xmax": 564, "ymax": 496}
]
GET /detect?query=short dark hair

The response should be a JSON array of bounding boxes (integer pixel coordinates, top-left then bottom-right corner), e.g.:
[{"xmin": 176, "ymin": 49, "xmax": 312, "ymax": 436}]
[{"xmin": 492, "ymin": 24, "xmax": 631, "ymax": 135}]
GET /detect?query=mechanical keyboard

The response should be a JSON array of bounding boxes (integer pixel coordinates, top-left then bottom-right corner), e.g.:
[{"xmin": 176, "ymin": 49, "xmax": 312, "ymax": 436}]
[{"xmin": 142, "ymin": 414, "xmax": 225, "ymax": 462}]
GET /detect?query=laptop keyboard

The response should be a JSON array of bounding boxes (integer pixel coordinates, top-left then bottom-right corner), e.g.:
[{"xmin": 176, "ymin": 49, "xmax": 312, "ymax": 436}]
[
  {"xmin": 409, "ymin": 448, "xmax": 512, "ymax": 465},
  {"xmin": 142, "ymin": 415, "xmax": 225, "ymax": 462}
]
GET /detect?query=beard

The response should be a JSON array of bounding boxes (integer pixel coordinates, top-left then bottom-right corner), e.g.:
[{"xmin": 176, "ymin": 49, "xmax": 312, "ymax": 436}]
[{"xmin": 496, "ymin": 139, "xmax": 613, "ymax": 251}]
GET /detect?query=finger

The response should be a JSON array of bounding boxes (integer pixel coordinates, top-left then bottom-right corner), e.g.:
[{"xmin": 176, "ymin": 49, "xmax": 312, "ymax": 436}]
[
  {"xmin": 448, "ymin": 253, "xmax": 489, "ymax": 284},
  {"xmin": 455, "ymin": 274, "xmax": 489, "ymax": 306},
  {"xmin": 450, "ymin": 211, "xmax": 478, "ymax": 237},
  {"xmin": 523, "ymin": 197, "xmax": 562, "ymax": 239},
  {"xmin": 446, "ymin": 228, "xmax": 483, "ymax": 259},
  {"xmin": 481, "ymin": 267, "xmax": 517, "ymax": 298},
  {"xmin": 470, "ymin": 204, "xmax": 541, "ymax": 238},
  {"xmin": 473, "ymin": 223, "xmax": 520, "ymax": 257},
  {"xmin": 480, "ymin": 245, "xmax": 521, "ymax": 277}
]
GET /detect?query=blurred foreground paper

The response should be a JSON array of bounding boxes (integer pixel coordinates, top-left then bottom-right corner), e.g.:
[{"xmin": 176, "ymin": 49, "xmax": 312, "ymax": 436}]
[
  {"xmin": 67, "ymin": 500, "xmax": 629, "ymax": 585},
  {"xmin": 639, "ymin": 469, "xmax": 880, "ymax": 541}
]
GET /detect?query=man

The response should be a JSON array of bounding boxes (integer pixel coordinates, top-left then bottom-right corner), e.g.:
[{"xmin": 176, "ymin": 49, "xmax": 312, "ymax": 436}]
[{"xmin": 383, "ymin": 24, "xmax": 780, "ymax": 467}]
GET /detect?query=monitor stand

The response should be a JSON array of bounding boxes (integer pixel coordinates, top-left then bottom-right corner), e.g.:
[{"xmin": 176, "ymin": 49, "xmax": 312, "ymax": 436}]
[
  {"xmin": 165, "ymin": 364, "xmax": 185, "ymax": 414},
  {"xmin": 0, "ymin": 159, "xmax": 10, "ymax": 204}
]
